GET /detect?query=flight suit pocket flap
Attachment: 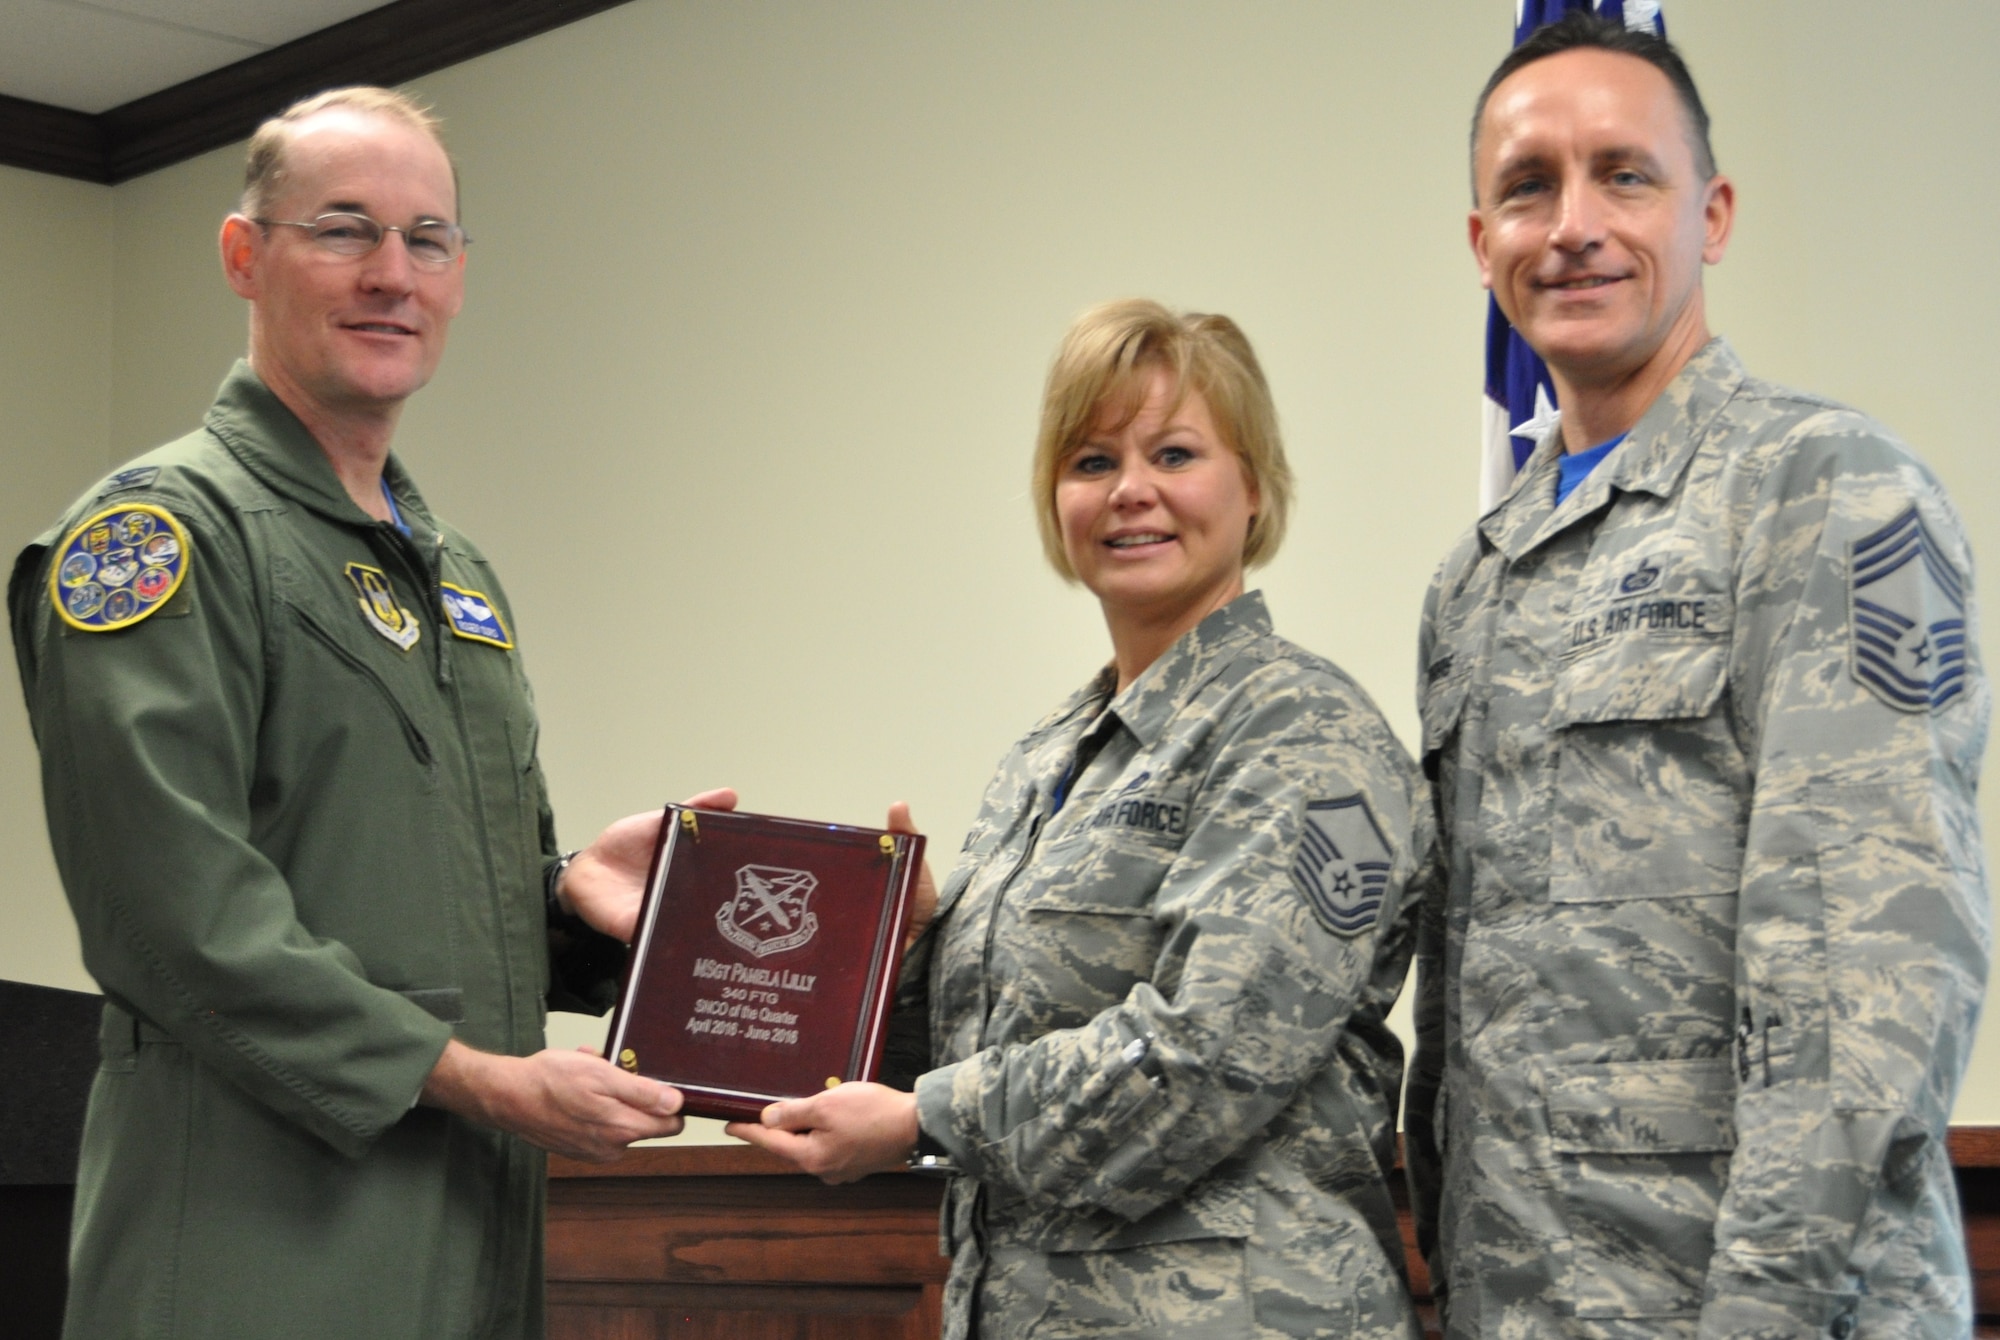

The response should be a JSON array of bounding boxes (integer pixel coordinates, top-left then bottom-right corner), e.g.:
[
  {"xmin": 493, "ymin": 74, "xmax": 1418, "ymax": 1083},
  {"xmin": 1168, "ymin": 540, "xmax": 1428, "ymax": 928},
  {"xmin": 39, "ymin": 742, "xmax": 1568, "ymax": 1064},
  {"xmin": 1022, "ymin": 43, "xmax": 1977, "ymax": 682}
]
[
  {"xmin": 1546, "ymin": 1057, "xmax": 1737, "ymax": 1154},
  {"xmin": 1555, "ymin": 640, "xmax": 1727, "ymax": 725}
]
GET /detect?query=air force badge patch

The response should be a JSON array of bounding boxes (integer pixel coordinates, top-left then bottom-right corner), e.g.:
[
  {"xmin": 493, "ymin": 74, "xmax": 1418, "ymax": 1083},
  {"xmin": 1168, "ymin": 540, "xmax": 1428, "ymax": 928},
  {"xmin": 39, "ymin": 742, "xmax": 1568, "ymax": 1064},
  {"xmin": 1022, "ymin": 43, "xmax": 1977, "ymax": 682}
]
[
  {"xmin": 50, "ymin": 503, "xmax": 190, "ymax": 633},
  {"xmin": 343, "ymin": 562, "xmax": 421, "ymax": 651},
  {"xmin": 439, "ymin": 583, "xmax": 512, "ymax": 648},
  {"xmin": 1292, "ymin": 795, "xmax": 1392, "ymax": 938},
  {"xmin": 1850, "ymin": 506, "xmax": 1968, "ymax": 712}
]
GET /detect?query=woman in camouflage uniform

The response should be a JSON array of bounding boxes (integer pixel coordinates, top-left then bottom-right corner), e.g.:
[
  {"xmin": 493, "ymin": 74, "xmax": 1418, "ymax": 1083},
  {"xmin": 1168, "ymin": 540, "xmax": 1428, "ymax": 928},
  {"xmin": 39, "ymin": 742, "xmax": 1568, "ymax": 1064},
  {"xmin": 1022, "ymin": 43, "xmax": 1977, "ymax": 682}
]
[{"xmin": 733, "ymin": 301, "xmax": 1429, "ymax": 1339}]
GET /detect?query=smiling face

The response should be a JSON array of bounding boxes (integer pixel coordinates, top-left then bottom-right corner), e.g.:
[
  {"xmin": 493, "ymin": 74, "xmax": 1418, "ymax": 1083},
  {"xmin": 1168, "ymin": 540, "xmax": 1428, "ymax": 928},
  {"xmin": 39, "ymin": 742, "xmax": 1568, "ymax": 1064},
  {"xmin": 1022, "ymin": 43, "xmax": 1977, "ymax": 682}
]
[
  {"xmin": 223, "ymin": 107, "xmax": 464, "ymax": 428},
  {"xmin": 1471, "ymin": 48, "xmax": 1732, "ymax": 396},
  {"xmin": 1057, "ymin": 368, "xmax": 1257, "ymax": 645}
]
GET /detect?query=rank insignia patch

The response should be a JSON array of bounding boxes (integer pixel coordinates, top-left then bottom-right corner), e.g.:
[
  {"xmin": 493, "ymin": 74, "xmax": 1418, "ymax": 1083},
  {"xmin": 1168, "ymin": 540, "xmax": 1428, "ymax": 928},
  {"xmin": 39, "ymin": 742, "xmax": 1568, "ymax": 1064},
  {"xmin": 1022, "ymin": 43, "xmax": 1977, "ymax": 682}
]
[
  {"xmin": 1850, "ymin": 506, "xmax": 1968, "ymax": 712},
  {"xmin": 439, "ymin": 582, "xmax": 512, "ymax": 648},
  {"xmin": 102, "ymin": 466, "xmax": 161, "ymax": 495},
  {"xmin": 1292, "ymin": 795, "xmax": 1392, "ymax": 937},
  {"xmin": 343, "ymin": 562, "xmax": 421, "ymax": 651},
  {"xmin": 50, "ymin": 503, "xmax": 190, "ymax": 633}
]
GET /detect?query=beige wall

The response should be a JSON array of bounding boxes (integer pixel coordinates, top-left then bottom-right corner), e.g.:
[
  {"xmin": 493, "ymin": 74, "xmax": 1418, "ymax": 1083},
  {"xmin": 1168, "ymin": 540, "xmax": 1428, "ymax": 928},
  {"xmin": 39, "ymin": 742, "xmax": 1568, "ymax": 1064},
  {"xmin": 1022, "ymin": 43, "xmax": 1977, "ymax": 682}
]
[
  {"xmin": 2, "ymin": 1, "xmax": 1996, "ymax": 1127},
  {"xmin": 0, "ymin": 164, "xmax": 110, "ymax": 991}
]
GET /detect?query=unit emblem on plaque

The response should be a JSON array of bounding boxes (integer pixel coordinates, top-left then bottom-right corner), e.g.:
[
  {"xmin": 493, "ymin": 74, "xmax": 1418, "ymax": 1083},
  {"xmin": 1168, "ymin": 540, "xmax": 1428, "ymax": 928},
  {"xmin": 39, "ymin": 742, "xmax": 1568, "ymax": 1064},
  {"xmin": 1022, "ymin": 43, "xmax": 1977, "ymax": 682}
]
[{"xmin": 716, "ymin": 865, "xmax": 820, "ymax": 957}]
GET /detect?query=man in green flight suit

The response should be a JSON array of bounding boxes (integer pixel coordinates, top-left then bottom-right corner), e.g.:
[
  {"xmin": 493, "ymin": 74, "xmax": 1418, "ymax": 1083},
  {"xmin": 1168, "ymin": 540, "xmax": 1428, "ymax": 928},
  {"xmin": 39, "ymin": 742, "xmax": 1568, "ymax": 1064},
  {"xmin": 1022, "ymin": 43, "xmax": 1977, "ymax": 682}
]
[{"xmin": 8, "ymin": 88, "xmax": 712, "ymax": 1339}]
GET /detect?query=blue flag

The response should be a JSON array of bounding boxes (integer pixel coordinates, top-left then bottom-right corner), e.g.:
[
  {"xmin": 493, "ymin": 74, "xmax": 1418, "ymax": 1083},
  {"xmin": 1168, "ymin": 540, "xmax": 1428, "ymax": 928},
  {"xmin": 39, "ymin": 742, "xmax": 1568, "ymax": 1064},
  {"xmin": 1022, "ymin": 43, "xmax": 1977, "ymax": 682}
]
[{"xmin": 1479, "ymin": 0, "xmax": 1665, "ymax": 511}]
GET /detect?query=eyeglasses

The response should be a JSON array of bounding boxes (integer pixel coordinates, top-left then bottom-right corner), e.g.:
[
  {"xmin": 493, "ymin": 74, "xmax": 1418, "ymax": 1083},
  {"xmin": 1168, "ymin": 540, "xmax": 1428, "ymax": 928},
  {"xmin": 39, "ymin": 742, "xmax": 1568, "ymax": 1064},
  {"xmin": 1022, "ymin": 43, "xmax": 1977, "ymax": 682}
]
[{"xmin": 255, "ymin": 212, "xmax": 470, "ymax": 266}]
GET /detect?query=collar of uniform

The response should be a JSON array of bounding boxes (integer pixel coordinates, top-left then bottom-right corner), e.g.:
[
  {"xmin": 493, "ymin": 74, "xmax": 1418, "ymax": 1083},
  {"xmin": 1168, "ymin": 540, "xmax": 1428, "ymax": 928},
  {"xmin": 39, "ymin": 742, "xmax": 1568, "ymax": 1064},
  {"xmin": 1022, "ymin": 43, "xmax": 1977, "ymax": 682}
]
[
  {"xmin": 1476, "ymin": 337, "xmax": 1746, "ymax": 561},
  {"xmin": 1100, "ymin": 590, "xmax": 1272, "ymax": 750},
  {"xmin": 1477, "ymin": 427, "xmax": 1567, "ymax": 560},
  {"xmin": 202, "ymin": 360, "xmax": 433, "ymax": 530},
  {"xmin": 1580, "ymin": 337, "xmax": 1744, "ymax": 507}
]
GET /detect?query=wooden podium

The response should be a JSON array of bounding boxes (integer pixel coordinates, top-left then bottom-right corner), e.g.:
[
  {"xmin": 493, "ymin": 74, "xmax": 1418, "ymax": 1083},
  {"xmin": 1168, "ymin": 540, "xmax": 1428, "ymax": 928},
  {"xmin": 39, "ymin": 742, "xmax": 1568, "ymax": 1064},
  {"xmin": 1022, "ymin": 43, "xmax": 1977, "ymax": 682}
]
[
  {"xmin": 550, "ymin": 1134, "xmax": 2000, "ymax": 1339},
  {"xmin": 546, "ymin": 1145, "xmax": 949, "ymax": 1339}
]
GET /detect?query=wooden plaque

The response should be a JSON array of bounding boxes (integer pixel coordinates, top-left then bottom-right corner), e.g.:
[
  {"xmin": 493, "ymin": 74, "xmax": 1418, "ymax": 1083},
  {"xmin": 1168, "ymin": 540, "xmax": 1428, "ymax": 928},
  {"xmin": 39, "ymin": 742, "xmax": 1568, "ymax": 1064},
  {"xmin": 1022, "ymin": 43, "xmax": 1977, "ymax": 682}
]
[{"xmin": 604, "ymin": 804, "xmax": 924, "ymax": 1121}]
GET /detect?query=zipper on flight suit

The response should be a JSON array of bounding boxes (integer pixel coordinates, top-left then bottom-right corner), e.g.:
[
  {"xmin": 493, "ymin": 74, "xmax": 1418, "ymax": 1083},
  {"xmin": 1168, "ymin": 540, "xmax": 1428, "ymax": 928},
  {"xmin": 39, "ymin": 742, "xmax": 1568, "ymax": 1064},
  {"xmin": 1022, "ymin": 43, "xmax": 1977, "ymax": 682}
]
[{"xmin": 408, "ymin": 523, "xmax": 529, "ymax": 1042}]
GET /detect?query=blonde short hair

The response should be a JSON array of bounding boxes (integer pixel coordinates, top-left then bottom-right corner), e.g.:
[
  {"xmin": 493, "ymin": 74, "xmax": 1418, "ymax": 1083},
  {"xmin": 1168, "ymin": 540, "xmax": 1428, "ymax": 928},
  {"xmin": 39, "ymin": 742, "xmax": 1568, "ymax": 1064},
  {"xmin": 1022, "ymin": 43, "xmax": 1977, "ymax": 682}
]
[
  {"xmin": 240, "ymin": 87, "xmax": 456, "ymax": 219},
  {"xmin": 1032, "ymin": 299, "xmax": 1292, "ymax": 582}
]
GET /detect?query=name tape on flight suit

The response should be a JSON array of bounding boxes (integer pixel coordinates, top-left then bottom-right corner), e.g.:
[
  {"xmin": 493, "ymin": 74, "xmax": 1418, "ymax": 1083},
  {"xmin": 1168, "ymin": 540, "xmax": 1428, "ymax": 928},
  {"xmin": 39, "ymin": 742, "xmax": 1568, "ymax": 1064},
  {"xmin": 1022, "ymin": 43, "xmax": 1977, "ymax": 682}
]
[{"xmin": 439, "ymin": 582, "xmax": 512, "ymax": 648}]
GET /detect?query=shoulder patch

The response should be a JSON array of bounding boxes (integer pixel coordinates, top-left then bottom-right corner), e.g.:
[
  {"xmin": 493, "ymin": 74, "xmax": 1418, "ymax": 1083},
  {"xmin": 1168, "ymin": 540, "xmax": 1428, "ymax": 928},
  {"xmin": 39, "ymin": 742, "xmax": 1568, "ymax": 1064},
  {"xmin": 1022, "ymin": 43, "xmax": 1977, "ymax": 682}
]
[
  {"xmin": 1850, "ymin": 506, "xmax": 1968, "ymax": 712},
  {"xmin": 1291, "ymin": 795, "xmax": 1392, "ymax": 938},
  {"xmin": 343, "ymin": 562, "xmax": 421, "ymax": 651},
  {"xmin": 439, "ymin": 582, "xmax": 513, "ymax": 648},
  {"xmin": 50, "ymin": 503, "xmax": 190, "ymax": 633}
]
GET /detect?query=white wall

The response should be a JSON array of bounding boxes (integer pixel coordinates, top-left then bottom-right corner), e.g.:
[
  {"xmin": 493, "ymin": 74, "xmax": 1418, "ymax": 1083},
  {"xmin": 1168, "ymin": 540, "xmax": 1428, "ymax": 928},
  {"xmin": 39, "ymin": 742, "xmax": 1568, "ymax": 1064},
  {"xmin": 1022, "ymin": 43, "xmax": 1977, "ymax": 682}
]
[
  {"xmin": 2, "ymin": 0, "xmax": 1996, "ymax": 1124},
  {"xmin": 0, "ymin": 164, "xmax": 110, "ymax": 991}
]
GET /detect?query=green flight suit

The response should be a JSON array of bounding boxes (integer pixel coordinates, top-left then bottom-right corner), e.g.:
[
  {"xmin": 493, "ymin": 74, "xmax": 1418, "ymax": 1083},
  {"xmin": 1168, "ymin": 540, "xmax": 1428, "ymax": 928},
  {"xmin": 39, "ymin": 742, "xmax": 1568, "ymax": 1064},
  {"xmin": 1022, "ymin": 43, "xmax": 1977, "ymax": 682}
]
[{"xmin": 9, "ymin": 363, "xmax": 619, "ymax": 1340}]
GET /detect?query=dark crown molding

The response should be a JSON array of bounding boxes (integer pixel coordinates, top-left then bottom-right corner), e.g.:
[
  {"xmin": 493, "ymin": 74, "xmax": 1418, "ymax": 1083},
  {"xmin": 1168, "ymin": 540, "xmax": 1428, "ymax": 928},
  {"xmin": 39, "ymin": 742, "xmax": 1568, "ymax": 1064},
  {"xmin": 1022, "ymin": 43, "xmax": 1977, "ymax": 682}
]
[{"xmin": 0, "ymin": 0, "xmax": 635, "ymax": 186}]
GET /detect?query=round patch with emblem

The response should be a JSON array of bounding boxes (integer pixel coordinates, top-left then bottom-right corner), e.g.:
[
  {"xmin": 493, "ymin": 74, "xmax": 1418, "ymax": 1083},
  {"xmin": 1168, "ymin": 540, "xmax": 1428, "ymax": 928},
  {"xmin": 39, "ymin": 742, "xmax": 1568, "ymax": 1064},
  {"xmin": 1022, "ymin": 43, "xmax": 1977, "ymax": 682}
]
[{"xmin": 50, "ymin": 503, "xmax": 191, "ymax": 633}]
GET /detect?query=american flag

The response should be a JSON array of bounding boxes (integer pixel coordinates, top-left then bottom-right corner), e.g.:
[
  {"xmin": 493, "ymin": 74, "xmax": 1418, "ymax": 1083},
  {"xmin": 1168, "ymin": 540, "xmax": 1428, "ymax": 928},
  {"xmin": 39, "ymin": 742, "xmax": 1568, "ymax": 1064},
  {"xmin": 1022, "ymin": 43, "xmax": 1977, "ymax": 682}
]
[{"xmin": 1479, "ymin": 0, "xmax": 1666, "ymax": 512}]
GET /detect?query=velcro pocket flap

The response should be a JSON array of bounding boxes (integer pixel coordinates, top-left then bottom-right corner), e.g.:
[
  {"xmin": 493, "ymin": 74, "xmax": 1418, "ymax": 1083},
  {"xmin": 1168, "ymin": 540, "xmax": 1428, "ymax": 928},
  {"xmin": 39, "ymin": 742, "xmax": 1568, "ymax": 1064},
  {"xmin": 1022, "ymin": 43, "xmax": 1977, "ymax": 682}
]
[
  {"xmin": 1546, "ymin": 1056, "xmax": 1737, "ymax": 1154},
  {"xmin": 1555, "ymin": 640, "xmax": 1727, "ymax": 726}
]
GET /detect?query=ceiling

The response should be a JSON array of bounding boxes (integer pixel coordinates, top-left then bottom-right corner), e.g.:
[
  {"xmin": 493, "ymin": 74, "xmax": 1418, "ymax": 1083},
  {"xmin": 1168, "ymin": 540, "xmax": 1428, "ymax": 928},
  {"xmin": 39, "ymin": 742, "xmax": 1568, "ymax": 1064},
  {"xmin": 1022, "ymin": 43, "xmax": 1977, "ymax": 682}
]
[
  {"xmin": 0, "ymin": 0, "xmax": 390, "ymax": 114},
  {"xmin": 0, "ymin": 0, "xmax": 633, "ymax": 183}
]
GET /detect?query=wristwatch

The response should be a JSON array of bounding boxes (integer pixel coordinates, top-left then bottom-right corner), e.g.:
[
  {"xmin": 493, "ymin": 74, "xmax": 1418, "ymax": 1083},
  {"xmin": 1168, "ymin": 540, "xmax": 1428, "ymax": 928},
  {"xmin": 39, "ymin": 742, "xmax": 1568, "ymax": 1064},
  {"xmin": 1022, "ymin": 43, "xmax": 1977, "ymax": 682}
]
[{"xmin": 906, "ymin": 1125, "xmax": 954, "ymax": 1175}]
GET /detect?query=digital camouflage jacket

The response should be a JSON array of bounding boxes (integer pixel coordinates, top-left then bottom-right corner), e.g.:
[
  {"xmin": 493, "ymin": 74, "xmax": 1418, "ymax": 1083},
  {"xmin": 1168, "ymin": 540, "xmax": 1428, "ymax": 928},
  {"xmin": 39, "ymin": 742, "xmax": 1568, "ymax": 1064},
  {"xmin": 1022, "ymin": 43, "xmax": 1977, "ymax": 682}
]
[
  {"xmin": 898, "ymin": 593, "xmax": 1430, "ymax": 1339},
  {"xmin": 1409, "ymin": 340, "xmax": 1990, "ymax": 1340}
]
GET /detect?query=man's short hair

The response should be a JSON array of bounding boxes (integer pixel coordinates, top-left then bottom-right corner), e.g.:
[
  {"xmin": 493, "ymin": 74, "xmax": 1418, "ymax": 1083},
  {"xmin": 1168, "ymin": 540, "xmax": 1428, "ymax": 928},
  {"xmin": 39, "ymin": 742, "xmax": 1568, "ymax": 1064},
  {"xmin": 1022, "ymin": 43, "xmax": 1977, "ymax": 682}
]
[
  {"xmin": 1471, "ymin": 11, "xmax": 1716, "ymax": 196},
  {"xmin": 241, "ymin": 86, "xmax": 457, "ymax": 219},
  {"xmin": 1032, "ymin": 299, "xmax": 1293, "ymax": 583}
]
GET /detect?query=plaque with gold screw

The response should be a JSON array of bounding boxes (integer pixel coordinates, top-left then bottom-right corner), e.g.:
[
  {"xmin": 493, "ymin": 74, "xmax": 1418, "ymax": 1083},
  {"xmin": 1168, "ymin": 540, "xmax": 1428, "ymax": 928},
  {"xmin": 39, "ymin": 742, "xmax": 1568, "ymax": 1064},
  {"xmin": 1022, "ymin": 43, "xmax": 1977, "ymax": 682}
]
[{"xmin": 603, "ymin": 803, "xmax": 925, "ymax": 1122}]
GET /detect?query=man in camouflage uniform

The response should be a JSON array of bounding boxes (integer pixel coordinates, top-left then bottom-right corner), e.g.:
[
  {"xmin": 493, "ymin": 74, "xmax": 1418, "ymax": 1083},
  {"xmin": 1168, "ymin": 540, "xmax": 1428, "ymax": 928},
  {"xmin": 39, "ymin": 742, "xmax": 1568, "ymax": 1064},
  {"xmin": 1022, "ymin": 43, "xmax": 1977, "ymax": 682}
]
[{"xmin": 1407, "ymin": 15, "xmax": 1989, "ymax": 1339}]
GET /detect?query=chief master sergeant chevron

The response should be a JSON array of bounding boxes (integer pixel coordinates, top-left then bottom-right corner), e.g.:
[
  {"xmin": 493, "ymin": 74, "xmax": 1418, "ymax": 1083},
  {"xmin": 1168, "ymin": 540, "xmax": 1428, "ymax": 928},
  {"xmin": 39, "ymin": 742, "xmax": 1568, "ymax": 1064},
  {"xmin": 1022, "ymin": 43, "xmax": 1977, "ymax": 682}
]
[
  {"xmin": 1405, "ymin": 14, "xmax": 1990, "ymax": 1339},
  {"xmin": 7, "ymin": 88, "xmax": 717, "ymax": 1339}
]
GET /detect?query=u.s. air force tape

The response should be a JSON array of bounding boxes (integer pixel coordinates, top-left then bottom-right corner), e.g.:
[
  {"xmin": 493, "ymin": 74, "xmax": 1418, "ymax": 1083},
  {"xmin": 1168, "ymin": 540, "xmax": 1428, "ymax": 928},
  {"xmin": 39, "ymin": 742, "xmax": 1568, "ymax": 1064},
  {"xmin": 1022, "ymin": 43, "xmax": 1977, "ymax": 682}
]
[{"xmin": 50, "ymin": 503, "xmax": 190, "ymax": 633}]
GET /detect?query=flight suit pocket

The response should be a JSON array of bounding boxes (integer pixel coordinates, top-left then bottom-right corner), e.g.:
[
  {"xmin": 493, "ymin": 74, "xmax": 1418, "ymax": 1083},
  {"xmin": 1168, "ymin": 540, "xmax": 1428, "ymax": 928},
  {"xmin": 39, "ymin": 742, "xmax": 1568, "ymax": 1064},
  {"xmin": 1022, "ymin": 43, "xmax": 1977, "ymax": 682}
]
[
  {"xmin": 1546, "ymin": 1056, "xmax": 1736, "ymax": 1318},
  {"xmin": 284, "ymin": 602, "xmax": 435, "ymax": 770},
  {"xmin": 1548, "ymin": 640, "xmax": 1745, "ymax": 903}
]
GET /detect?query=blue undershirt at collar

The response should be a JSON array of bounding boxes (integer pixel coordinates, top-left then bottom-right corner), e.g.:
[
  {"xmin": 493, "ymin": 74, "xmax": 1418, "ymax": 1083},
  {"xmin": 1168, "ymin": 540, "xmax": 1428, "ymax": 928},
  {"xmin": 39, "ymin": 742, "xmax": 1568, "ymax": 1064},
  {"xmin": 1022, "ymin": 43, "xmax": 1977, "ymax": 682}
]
[
  {"xmin": 1555, "ymin": 433, "xmax": 1626, "ymax": 505},
  {"xmin": 380, "ymin": 478, "xmax": 411, "ymax": 536}
]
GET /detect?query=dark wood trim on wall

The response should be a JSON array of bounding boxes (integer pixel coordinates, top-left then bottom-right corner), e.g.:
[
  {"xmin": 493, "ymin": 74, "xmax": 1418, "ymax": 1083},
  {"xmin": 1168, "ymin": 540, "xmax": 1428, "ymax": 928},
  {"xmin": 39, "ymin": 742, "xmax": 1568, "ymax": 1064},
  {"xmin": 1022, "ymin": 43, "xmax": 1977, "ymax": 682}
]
[{"xmin": 0, "ymin": 0, "xmax": 637, "ymax": 186}]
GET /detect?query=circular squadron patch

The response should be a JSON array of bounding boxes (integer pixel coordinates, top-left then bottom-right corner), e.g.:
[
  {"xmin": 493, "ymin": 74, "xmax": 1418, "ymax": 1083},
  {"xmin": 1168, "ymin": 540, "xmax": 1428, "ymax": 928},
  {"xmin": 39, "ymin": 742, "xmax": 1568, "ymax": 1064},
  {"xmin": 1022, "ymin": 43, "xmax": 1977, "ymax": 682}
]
[{"xmin": 50, "ymin": 503, "xmax": 190, "ymax": 633}]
